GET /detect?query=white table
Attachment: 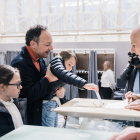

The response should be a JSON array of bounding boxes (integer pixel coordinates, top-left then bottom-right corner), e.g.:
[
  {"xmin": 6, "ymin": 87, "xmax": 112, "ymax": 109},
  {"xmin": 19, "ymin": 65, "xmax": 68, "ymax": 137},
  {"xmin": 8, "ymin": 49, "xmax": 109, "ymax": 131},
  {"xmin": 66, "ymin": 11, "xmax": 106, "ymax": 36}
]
[{"xmin": 54, "ymin": 98, "xmax": 140, "ymax": 121}]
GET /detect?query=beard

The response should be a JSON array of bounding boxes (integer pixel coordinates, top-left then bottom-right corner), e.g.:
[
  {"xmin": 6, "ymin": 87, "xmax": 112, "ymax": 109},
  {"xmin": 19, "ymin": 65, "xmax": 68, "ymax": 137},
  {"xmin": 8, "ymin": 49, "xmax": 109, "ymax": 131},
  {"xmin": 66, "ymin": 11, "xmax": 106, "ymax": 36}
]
[{"xmin": 36, "ymin": 50, "xmax": 50, "ymax": 58}]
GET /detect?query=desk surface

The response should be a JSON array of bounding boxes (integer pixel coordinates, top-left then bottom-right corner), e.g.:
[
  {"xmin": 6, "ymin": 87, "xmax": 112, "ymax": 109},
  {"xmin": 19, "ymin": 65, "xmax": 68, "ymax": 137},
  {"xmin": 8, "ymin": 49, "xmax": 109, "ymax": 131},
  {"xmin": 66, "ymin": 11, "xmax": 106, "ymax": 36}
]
[
  {"xmin": 54, "ymin": 98, "xmax": 140, "ymax": 121},
  {"xmin": 0, "ymin": 125, "xmax": 116, "ymax": 140}
]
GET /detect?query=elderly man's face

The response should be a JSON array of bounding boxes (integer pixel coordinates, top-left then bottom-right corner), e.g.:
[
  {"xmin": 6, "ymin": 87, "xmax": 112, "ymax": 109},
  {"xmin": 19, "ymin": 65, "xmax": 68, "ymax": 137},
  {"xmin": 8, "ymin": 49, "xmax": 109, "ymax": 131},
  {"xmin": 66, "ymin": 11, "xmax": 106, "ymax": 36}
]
[
  {"xmin": 130, "ymin": 32, "xmax": 140, "ymax": 59},
  {"xmin": 31, "ymin": 30, "xmax": 53, "ymax": 58}
]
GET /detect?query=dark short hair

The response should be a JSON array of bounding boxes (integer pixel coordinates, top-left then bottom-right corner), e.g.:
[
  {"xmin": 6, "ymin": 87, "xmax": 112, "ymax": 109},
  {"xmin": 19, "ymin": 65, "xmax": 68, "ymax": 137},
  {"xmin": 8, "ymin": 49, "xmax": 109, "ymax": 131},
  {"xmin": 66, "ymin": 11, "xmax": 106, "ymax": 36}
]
[
  {"xmin": 25, "ymin": 24, "xmax": 48, "ymax": 46},
  {"xmin": 0, "ymin": 65, "xmax": 19, "ymax": 85}
]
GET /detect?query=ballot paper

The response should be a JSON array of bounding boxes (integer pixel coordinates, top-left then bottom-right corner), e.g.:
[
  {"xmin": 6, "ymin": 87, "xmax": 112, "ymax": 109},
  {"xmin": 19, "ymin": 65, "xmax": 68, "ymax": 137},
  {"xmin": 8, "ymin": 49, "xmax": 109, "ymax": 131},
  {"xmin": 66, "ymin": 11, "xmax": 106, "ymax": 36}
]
[
  {"xmin": 72, "ymin": 101, "xmax": 95, "ymax": 107},
  {"xmin": 95, "ymin": 92, "xmax": 103, "ymax": 107},
  {"xmin": 72, "ymin": 92, "xmax": 103, "ymax": 108},
  {"xmin": 105, "ymin": 100, "xmax": 128, "ymax": 109}
]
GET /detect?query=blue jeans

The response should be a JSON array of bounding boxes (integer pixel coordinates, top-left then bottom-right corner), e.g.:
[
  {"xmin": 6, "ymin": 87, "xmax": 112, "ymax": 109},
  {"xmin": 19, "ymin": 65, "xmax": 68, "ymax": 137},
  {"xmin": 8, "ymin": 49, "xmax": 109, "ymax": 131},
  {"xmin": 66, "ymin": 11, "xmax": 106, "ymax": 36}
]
[{"xmin": 42, "ymin": 101, "xmax": 58, "ymax": 127}]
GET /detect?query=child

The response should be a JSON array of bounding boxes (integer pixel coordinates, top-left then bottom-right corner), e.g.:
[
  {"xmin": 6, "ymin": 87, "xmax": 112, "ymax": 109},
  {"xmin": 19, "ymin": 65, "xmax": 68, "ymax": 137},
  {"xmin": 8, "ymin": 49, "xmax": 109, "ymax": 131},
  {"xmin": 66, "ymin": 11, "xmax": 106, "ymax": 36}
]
[
  {"xmin": 0, "ymin": 65, "xmax": 27, "ymax": 137},
  {"xmin": 42, "ymin": 50, "xmax": 98, "ymax": 127}
]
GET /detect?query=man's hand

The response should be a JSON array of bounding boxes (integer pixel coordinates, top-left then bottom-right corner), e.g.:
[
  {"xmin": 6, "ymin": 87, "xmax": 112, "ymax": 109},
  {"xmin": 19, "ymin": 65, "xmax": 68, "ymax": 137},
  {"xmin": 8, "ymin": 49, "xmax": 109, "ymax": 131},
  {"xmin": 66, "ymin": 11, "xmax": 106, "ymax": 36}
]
[
  {"xmin": 46, "ymin": 64, "xmax": 58, "ymax": 82},
  {"xmin": 125, "ymin": 91, "xmax": 140, "ymax": 103},
  {"xmin": 108, "ymin": 127, "xmax": 140, "ymax": 140},
  {"xmin": 125, "ymin": 99, "xmax": 140, "ymax": 111},
  {"xmin": 128, "ymin": 57, "xmax": 132, "ymax": 62},
  {"xmin": 129, "ymin": 57, "xmax": 136, "ymax": 66},
  {"xmin": 54, "ymin": 87, "xmax": 65, "ymax": 98},
  {"xmin": 83, "ymin": 83, "xmax": 99, "ymax": 93}
]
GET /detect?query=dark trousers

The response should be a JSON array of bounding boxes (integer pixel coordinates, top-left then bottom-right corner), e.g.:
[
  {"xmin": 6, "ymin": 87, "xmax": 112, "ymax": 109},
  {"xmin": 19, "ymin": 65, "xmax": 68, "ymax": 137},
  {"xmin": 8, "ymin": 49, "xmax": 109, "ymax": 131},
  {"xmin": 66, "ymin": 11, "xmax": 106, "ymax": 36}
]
[{"xmin": 102, "ymin": 87, "xmax": 112, "ymax": 99}]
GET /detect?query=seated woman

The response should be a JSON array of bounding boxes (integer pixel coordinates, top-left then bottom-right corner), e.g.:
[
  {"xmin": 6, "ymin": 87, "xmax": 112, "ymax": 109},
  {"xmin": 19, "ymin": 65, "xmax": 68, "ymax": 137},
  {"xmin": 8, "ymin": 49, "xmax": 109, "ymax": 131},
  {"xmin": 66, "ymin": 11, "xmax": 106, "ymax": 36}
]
[{"xmin": 0, "ymin": 65, "xmax": 27, "ymax": 137}]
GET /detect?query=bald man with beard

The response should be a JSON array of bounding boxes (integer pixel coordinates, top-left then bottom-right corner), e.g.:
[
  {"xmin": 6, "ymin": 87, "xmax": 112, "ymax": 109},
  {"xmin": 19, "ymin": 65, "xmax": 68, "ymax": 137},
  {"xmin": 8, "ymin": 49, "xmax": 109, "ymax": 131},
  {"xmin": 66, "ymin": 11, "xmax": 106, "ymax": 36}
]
[
  {"xmin": 108, "ymin": 26, "xmax": 140, "ymax": 140},
  {"xmin": 125, "ymin": 26, "xmax": 140, "ymax": 110}
]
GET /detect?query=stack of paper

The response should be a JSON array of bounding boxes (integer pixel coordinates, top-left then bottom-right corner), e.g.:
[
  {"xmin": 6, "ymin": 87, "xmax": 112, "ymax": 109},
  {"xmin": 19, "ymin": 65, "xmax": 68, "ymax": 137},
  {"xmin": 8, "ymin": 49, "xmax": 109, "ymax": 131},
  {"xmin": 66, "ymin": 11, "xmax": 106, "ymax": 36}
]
[{"xmin": 104, "ymin": 100, "xmax": 128, "ymax": 109}]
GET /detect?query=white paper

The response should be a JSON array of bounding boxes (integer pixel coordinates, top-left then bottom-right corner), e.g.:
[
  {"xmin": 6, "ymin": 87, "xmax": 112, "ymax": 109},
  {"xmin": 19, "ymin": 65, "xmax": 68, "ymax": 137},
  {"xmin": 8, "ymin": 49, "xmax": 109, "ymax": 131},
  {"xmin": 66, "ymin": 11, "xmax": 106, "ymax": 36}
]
[
  {"xmin": 72, "ymin": 92, "xmax": 103, "ymax": 108},
  {"xmin": 105, "ymin": 100, "xmax": 128, "ymax": 109},
  {"xmin": 72, "ymin": 101, "xmax": 95, "ymax": 107},
  {"xmin": 96, "ymin": 92, "xmax": 103, "ymax": 107}
]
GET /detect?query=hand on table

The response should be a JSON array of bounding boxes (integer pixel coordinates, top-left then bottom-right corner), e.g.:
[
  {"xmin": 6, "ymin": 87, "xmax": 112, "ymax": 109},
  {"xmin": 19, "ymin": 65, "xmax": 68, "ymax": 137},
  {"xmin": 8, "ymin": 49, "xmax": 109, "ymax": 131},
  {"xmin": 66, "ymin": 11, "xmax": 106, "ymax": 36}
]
[
  {"xmin": 125, "ymin": 99, "xmax": 140, "ymax": 111},
  {"xmin": 107, "ymin": 127, "xmax": 140, "ymax": 140},
  {"xmin": 83, "ymin": 83, "xmax": 99, "ymax": 93}
]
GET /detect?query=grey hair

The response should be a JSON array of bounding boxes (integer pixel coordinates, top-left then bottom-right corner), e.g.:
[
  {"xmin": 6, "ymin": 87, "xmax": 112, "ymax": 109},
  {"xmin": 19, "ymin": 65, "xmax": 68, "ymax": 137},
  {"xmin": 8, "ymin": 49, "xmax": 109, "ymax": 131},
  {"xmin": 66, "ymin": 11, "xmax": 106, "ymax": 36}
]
[{"xmin": 103, "ymin": 61, "xmax": 111, "ymax": 69}]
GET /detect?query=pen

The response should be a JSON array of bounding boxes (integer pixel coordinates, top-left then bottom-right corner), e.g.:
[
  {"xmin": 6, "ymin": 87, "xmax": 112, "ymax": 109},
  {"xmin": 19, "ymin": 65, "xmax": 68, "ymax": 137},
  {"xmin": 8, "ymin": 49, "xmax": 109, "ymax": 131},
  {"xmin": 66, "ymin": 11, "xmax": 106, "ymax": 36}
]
[{"xmin": 130, "ymin": 93, "xmax": 132, "ymax": 102}]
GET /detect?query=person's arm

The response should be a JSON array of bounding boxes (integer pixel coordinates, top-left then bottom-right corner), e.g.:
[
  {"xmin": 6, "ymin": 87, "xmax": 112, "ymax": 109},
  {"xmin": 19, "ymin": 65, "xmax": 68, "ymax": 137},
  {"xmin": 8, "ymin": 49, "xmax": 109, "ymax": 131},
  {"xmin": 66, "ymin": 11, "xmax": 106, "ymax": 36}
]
[
  {"xmin": 15, "ymin": 98, "xmax": 28, "ymax": 125},
  {"xmin": 50, "ymin": 57, "xmax": 98, "ymax": 92},
  {"xmin": 108, "ymin": 127, "xmax": 140, "ymax": 140},
  {"xmin": 108, "ymin": 71, "xmax": 116, "ymax": 89},
  {"xmin": 12, "ymin": 61, "xmax": 51, "ymax": 104},
  {"xmin": 125, "ymin": 99, "xmax": 140, "ymax": 110},
  {"xmin": 120, "ymin": 63, "xmax": 134, "ymax": 81},
  {"xmin": 50, "ymin": 57, "xmax": 87, "ymax": 88},
  {"xmin": 125, "ymin": 91, "xmax": 140, "ymax": 102},
  {"xmin": 55, "ymin": 86, "xmax": 67, "ymax": 104}
]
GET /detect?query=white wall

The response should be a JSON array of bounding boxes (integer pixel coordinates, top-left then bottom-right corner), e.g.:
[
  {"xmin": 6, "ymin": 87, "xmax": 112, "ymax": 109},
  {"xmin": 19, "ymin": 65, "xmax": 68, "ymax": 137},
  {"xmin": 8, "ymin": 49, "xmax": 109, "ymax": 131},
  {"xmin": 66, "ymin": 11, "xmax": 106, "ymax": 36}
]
[{"xmin": 0, "ymin": 41, "xmax": 131, "ymax": 81}]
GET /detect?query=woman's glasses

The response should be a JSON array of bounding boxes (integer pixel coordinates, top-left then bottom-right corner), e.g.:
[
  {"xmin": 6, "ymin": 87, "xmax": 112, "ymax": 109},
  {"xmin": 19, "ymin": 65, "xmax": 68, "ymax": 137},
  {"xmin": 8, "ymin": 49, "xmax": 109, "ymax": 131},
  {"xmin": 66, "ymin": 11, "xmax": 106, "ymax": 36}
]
[{"xmin": 7, "ymin": 81, "xmax": 22, "ymax": 89}]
